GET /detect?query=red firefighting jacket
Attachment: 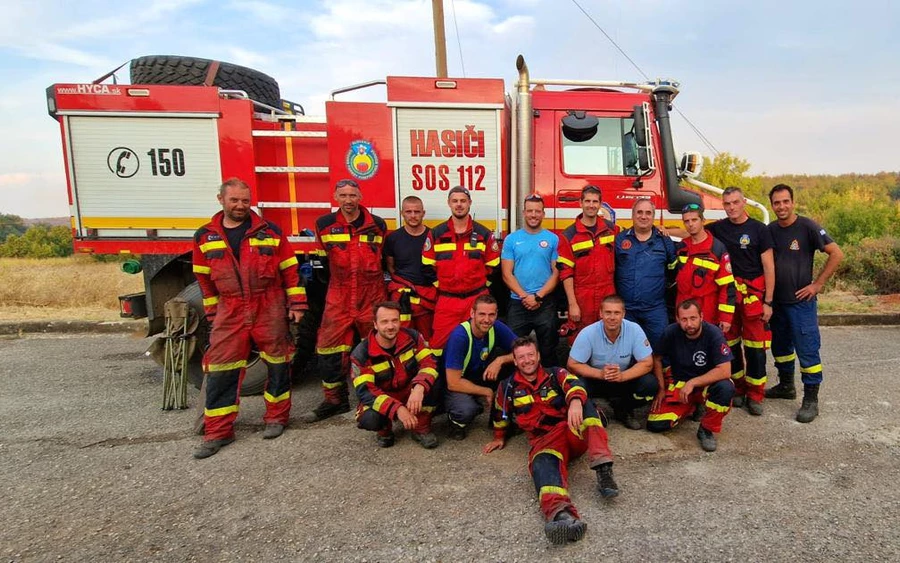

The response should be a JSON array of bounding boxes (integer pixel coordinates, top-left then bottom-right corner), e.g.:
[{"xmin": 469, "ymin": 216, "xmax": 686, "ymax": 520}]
[
  {"xmin": 557, "ymin": 215, "xmax": 619, "ymax": 289},
  {"xmin": 422, "ymin": 217, "xmax": 500, "ymax": 296},
  {"xmin": 315, "ymin": 206, "xmax": 386, "ymax": 286},
  {"xmin": 192, "ymin": 210, "xmax": 307, "ymax": 318},
  {"xmin": 491, "ymin": 367, "xmax": 588, "ymax": 441},
  {"xmin": 350, "ymin": 328, "xmax": 439, "ymax": 420},
  {"xmin": 674, "ymin": 232, "xmax": 736, "ymax": 324}
]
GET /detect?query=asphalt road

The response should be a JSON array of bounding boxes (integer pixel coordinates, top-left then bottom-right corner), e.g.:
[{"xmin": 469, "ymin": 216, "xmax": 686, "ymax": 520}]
[{"xmin": 1, "ymin": 327, "xmax": 898, "ymax": 562}]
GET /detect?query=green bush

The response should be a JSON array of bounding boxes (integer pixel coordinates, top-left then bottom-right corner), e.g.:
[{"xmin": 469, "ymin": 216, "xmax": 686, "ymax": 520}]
[
  {"xmin": 0, "ymin": 225, "xmax": 73, "ymax": 258},
  {"xmin": 833, "ymin": 237, "xmax": 900, "ymax": 294}
]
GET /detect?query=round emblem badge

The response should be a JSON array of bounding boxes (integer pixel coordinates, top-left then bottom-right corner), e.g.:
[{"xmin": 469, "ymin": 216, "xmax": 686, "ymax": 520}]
[
  {"xmin": 621, "ymin": 239, "xmax": 632, "ymax": 250},
  {"xmin": 346, "ymin": 140, "xmax": 379, "ymax": 180},
  {"xmin": 539, "ymin": 240, "xmax": 549, "ymax": 248}
]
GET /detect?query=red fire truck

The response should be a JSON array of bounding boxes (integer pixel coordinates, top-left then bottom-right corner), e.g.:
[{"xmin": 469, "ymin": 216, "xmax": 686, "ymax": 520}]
[{"xmin": 46, "ymin": 54, "xmax": 749, "ymax": 393}]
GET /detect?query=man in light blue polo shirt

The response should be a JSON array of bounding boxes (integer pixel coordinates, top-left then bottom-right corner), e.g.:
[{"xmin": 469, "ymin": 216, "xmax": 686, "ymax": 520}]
[
  {"xmin": 566, "ymin": 294, "xmax": 657, "ymax": 430},
  {"xmin": 501, "ymin": 194, "xmax": 560, "ymax": 367}
]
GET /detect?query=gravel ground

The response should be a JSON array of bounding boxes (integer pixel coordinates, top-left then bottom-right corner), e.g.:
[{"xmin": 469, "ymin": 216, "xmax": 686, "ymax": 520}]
[{"xmin": 1, "ymin": 327, "xmax": 898, "ymax": 562}]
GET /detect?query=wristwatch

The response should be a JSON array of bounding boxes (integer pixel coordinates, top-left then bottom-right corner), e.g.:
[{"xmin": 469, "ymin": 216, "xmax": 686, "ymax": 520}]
[
  {"xmin": 763, "ymin": 300, "xmax": 773, "ymax": 307},
  {"xmin": 533, "ymin": 293, "xmax": 543, "ymax": 303}
]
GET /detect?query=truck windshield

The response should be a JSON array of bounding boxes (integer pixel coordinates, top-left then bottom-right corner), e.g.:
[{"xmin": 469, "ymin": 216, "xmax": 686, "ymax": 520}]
[{"xmin": 561, "ymin": 117, "xmax": 637, "ymax": 176}]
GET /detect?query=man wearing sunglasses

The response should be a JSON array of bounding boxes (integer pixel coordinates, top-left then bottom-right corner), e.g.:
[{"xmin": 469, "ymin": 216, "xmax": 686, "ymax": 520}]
[
  {"xmin": 305, "ymin": 179, "xmax": 388, "ymax": 423},
  {"xmin": 673, "ymin": 203, "xmax": 736, "ymax": 335}
]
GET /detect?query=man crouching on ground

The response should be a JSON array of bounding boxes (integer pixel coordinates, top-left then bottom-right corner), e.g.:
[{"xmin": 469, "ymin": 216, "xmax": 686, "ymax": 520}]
[
  {"xmin": 483, "ymin": 335, "xmax": 619, "ymax": 545},
  {"xmin": 351, "ymin": 301, "xmax": 440, "ymax": 449}
]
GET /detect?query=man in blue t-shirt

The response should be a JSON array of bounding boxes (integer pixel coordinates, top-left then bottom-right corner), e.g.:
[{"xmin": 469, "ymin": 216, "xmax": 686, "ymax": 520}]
[
  {"xmin": 648, "ymin": 299, "xmax": 734, "ymax": 452},
  {"xmin": 443, "ymin": 294, "xmax": 516, "ymax": 440},
  {"xmin": 501, "ymin": 194, "xmax": 560, "ymax": 366},
  {"xmin": 567, "ymin": 295, "xmax": 657, "ymax": 430}
]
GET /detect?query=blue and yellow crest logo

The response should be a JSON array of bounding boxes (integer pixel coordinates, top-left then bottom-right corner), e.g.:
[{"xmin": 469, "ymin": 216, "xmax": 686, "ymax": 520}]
[
  {"xmin": 346, "ymin": 140, "xmax": 379, "ymax": 180},
  {"xmin": 480, "ymin": 347, "xmax": 490, "ymax": 361}
]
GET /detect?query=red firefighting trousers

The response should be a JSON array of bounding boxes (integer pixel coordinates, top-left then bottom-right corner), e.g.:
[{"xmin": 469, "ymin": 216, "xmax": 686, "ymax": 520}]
[
  {"xmin": 315, "ymin": 279, "xmax": 386, "ymax": 404},
  {"xmin": 529, "ymin": 406, "xmax": 613, "ymax": 521},
  {"xmin": 202, "ymin": 291, "xmax": 294, "ymax": 441},
  {"xmin": 726, "ymin": 275, "xmax": 771, "ymax": 402},
  {"xmin": 647, "ymin": 377, "xmax": 735, "ymax": 434},
  {"xmin": 570, "ymin": 282, "xmax": 616, "ymax": 342}
]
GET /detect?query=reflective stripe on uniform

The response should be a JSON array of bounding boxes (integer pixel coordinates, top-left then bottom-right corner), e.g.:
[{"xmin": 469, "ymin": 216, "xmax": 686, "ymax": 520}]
[
  {"xmin": 322, "ymin": 380, "xmax": 344, "ymax": 389},
  {"xmin": 353, "ymin": 374, "xmax": 375, "ymax": 387},
  {"xmin": 727, "ymin": 337, "xmax": 742, "ymax": 347},
  {"xmin": 249, "ymin": 237, "xmax": 280, "ymax": 247},
  {"xmin": 705, "ymin": 400, "xmax": 729, "ymax": 413},
  {"xmin": 370, "ymin": 361, "xmax": 391, "ymax": 373},
  {"xmin": 434, "ymin": 243, "xmax": 457, "ymax": 252},
  {"xmin": 415, "ymin": 349, "xmax": 432, "ymax": 361},
  {"xmin": 743, "ymin": 339, "xmax": 769, "ymax": 349},
  {"xmin": 358, "ymin": 235, "xmax": 383, "ymax": 244},
  {"xmin": 648, "ymin": 412, "xmax": 678, "ymax": 422},
  {"xmin": 716, "ymin": 275, "xmax": 735, "ymax": 285},
  {"xmin": 572, "ymin": 240, "xmax": 594, "ymax": 252},
  {"xmin": 745, "ymin": 374, "xmax": 767, "ymax": 386},
  {"xmin": 719, "ymin": 303, "xmax": 736, "ymax": 313},
  {"xmin": 286, "ymin": 286, "xmax": 306, "ymax": 296},
  {"xmin": 800, "ymin": 364, "xmax": 823, "ymax": 374},
  {"xmin": 463, "ymin": 242, "xmax": 486, "ymax": 252},
  {"xmin": 399, "ymin": 349, "xmax": 414, "ymax": 363},
  {"xmin": 557, "ymin": 256, "xmax": 575, "ymax": 268},
  {"xmin": 199, "ymin": 240, "xmax": 227, "ymax": 253},
  {"xmin": 462, "ymin": 321, "xmax": 494, "ymax": 374},
  {"xmin": 193, "ymin": 264, "xmax": 211, "ymax": 274},
  {"xmin": 205, "ymin": 404, "xmax": 239, "ymax": 417},
  {"xmin": 539, "ymin": 486, "xmax": 568, "ymax": 499},
  {"xmin": 279, "ymin": 256, "xmax": 298, "ymax": 270},
  {"xmin": 732, "ymin": 370, "xmax": 745, "ymax": 380},
  {"xmin": 513, "ymin": 395, "xmax": 534, "ymax": 407},
  {"xmin": 203, "ymin": 296, "xmax": 219, "ymax": 307},
  {"xmin": 321, "ymin": 233, "xmax": 351, "ymax": 243},
  {"xmin": 373, "ymin": 394, "xmax": 390, "ymax": 412},
  {"xmin": 422, "ymin": 256, "xmax": 436, "ymax": 265},
  {"xmin": 317, "ymin": 345, "xmax": 352, "ymax": 354},
  {"xmin": 260, "ymin": 351, "xmax": 293, "ymax": 364},
  {"xmin": 264, "ymin": 390, "xmax": 290, "ymax": 403},
  {"xmin": 533, "ymin": 448, "xmax": 563, "ymax": 461},
  {"xmin": 775, "ymin": 352, "xmax": 797, "ymax": 363},
  {"xmin": 207, "ymin": 360, "xmax": 247, "ymax": 371}
]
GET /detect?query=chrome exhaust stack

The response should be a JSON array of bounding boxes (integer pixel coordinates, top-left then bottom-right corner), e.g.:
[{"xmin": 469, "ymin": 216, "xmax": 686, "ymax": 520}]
[{"xmin": 514, "ymin": 55, "xmax": 533, "ymax": 230}]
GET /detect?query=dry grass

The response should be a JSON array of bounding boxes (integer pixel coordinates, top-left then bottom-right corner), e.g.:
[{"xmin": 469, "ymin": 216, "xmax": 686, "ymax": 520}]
[
  {"xmin": 0, "ymin": 257, "xmax": 897, "ymax": 321},
  {"xmin": 0, "ymin": 256, "xmax": 143, "ymax": 321}
]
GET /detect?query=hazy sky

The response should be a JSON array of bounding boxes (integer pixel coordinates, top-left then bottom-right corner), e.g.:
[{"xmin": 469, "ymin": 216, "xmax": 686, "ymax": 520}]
[{"xmin": 2, "ymin": 0, "xmax": 897, "ymax": 217}]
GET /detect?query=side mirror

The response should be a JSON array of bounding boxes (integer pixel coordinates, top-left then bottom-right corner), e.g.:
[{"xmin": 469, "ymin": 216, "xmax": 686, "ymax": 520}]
[
  {"xmin": 679, "ymin": 151, "xmax": 703, "ymax": 178},
  {"xmin": 632, "ymin": 105, "xmax": 647, "ymax": 146}
]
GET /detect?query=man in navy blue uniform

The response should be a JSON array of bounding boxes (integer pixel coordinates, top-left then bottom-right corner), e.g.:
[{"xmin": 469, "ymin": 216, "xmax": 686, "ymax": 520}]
[
  {"xmin": 766, "ymin": 184, "xmax": 843, "ymax": 423},
  {"xmin": 648, "ymin": 299, "xmax": 734, "ymax": 452},
  {"xmin": 614, "ymin": 198, "xmax": 677, "ymax": 350},
  {"xmin": 442, "ymin": 295, "xmax": 516, "ymax": 440}
]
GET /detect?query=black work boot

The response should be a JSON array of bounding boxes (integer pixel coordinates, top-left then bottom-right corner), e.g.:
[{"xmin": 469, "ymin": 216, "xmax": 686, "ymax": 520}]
[
  {"xmin": 447, "ymin": 419, "xmax": 467, "ymax": 441},
  {"xmin": 595, "ymin": 462, "xmax": 619, "ymax": 499},
  {"xmin": 765, "ymin": 373, "xmax": 797, "ymax": 399},
  {"xmin": 732, "ymin": 395, "xmax": 746, "ymax": 408},
  {"xmin": 697, "ymin": 426, "xmax": 717, "ymax": 452},
  {"xmin": 796, "ymin": 384, "xmax": 820, "ymax": 423},
  {"xmin": 543, "ymin": 510, "xmax": 587, "ymax": 545},
  {"xmin": 375, "ymin": 429, "xmax": 395, "ymax": 448},
  {"xmin": 301, "ymin": 401, "xmax": 350, "ymax": 423}
]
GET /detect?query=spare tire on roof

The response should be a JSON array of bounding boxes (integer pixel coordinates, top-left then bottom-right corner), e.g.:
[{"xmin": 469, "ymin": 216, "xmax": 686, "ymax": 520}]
[{"xmin": 130, "ymin": 55, "xmax": 281, "ymax": 108}]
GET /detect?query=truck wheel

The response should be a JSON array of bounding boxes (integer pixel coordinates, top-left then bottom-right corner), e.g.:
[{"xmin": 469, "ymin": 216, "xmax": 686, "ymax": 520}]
[
  {"xmin": 130, "ymin": 55, "xmax": 281, "ymax": 108},
  {"xmin": 176, "ymin": 283, "xmax": 268, "ymax": 396}
]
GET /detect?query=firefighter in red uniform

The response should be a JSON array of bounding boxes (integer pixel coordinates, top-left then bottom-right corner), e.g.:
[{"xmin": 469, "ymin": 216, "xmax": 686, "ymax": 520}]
[
  {"xmin": 191, "ymin": 178, "xmax": 307, "ymax": 459},
  {"xmin": 304, "ymin": 179, "xmax": 387, "ymax": 423},
  {"xmin": 673, "ymin": 203, "xmax": 736, "ymax": 332},
  {"xmin": 422, "ymin": 186, "xmax": 500, "ymax": 353},
  {"xmin": 384, "ymin": 195, "xmax": 437, "ymax": 339},
  {"xmin": 484, "ymin": 335, "xmax": 619, "ymax": 545},
  {"xmin": 351, "ymin": 301, "xmax": 440, "ymax": 449},
  {"xmin": 557, "ymin": 185, "xmax": 619, "ymax": 339}
]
